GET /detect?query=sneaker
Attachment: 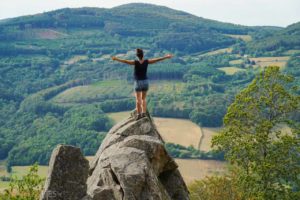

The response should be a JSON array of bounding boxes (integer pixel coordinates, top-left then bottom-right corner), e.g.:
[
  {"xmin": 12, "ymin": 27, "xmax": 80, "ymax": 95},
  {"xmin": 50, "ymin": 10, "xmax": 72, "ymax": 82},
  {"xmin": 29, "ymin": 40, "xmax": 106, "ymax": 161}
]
[{"xmin": 135, "ymin": 113, "xmax": 142, "ymax": 121}]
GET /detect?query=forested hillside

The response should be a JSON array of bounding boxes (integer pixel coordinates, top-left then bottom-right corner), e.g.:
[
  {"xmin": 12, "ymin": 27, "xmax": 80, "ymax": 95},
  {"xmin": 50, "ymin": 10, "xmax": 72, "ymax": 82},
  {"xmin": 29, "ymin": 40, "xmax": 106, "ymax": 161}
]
[{"xmin": 0, "ymin": 3, "xmax": 299, "ymax": 167}]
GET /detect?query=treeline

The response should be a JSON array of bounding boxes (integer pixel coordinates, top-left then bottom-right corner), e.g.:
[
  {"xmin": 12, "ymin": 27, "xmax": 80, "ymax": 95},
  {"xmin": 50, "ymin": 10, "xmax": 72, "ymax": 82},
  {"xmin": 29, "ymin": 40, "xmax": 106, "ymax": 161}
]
[
  {"xmin": 165, "ymin": 143, "xmax": 224, "ymax": 160},
  {"xmin": 234, "ymin": 22, "xmax": 300, "ymax": 56},
  {"xmin": 4, "ymin": 104, "xmax": 112, "ymax": 169}
]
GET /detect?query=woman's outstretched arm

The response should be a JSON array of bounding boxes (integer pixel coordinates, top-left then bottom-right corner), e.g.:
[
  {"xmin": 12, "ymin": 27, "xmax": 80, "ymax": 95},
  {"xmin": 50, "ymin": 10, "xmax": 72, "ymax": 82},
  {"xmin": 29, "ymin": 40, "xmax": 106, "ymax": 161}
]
[
  {"xmin": 111, "ymin": 56, "xmax": 135, "ymax": 65},
  {"xmin": 148, "ymin": 54, "xmax": 173, "ymax": 64}
]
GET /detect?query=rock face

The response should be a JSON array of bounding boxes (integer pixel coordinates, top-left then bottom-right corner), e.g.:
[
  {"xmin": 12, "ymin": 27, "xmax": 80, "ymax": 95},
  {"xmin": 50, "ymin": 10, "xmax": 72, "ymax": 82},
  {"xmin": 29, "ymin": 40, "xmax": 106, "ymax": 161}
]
[
  {"xmin": 40, "ymin": 145, "xmax": 89, "ymax": 200},
  {"xmin": 41, "ymin": 112, "xmax": 189, "ymax": 200}
]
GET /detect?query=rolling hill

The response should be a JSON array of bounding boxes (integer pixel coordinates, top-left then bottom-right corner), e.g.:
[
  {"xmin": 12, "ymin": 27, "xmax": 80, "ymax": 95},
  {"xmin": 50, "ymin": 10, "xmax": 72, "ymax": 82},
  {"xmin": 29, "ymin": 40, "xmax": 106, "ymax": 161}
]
[{"xmin": 0, "ymin": 3, "xmax": 299, "ymax": 170}]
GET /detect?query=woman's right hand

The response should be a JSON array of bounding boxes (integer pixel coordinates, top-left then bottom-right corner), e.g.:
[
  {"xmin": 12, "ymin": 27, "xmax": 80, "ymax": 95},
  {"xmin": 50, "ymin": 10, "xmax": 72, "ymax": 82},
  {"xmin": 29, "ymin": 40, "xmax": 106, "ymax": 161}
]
[{"xmin": 112, "ymin": 56, "xmax": 117, "ymax": 60}]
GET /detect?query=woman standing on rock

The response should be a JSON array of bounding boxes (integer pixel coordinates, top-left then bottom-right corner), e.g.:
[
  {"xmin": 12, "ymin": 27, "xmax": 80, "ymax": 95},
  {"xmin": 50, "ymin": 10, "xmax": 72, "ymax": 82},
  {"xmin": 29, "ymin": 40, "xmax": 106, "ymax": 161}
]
[{"xmin": 112, "ymin": 49, "xmax": 173, "ymax": 120}]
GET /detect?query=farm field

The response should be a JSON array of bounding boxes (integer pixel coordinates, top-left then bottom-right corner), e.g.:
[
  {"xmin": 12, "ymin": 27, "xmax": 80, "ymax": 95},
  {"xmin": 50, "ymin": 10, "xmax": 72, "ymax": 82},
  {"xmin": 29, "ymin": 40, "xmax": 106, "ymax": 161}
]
[
  {"xmin": 218, "ymin": 66, "xmax": 246, "ymax": 75},
  {"xmin": 175, "ymin": 159, "xmax": 226, "ymax": 184},
  {"xmin": 154, "ymin": 117, "xmax": 202, "ymax": 148},
  {"xmin": 199, "ymin": 127, "xmax": 221, "ymax": 152},
  {"xmin": 250, "ymin": 56, "xmax": 290, "ymax": 69},
  {"xmin": 182, "ymin": 48, "xmax": 232, "ymax": 62},
  {"xmin": 149, "ymin": 80, "xmax": 185, "ymax": 95},
  {"xmin": 51, "ymin": 80, "xmax": 186, "ymax": 105},
  {"xmin": 229, "ymin": 59, "xmax": 244, "ymax": 65},
  {"xmin": 283, "ymin": 49, "xmax": 300, "ymax": 55},
  {"xmin": 200, "ymin": 48, "xmax": 233, "ymax": 56},
  {"xmin": 64, "ymin": 55, "xmax": 88, "ymax": 65},
  {"xmin": 0, "ymin": 165, "xmax": 48, "ymax": 178},
  {"xmin": 51, "ymin": 80, "xmax": 133, "ymax": 104},
  {"xmin": 224, "ymin": 34, "xmax": 252, "ymax": 42}
]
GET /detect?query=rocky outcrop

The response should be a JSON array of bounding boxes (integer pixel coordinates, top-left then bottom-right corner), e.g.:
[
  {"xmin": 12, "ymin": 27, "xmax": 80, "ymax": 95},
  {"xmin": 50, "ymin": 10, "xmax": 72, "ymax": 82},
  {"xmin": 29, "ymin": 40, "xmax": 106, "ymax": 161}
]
[
  {"xmin": 40, "ymin": 145, "xmax": 89, "ymax": 200},
  {"xmin": 41, "ymin": 112, "xmax": 189, "ymax": 200}
]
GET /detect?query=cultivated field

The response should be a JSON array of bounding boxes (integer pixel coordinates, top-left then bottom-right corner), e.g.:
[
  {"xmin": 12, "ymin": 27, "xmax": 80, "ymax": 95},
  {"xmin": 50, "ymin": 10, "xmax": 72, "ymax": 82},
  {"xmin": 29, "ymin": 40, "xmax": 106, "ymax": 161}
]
[
  {"xmin": 229, "ymin": 59, "xmax": 244, "ymax": 65},
  {"xmin": 218, "ymin": 66, "xmax": 246, "ymax": 75},
  {"xmin": 175, "ymin": 159, "xmax": 227, "ymax": 184},
  {"xmin": 200, "ymin": 48, "xmax": 233, "ymax": 56},
  {"xmin": 64, "ymin": 55, "xmax": 88, "ymax": 65},
  {"xmin": 283, "ymin": 49, "xmax": 300, "ymax": 55},
  {"xmin": 149, "ymin": 80, "xmax": 185, "ymax": 95},
  {"xmin": 51, "ymin": 80, "xmax": 133, "ymax": 104},
  {"xmin": 250, "ymin": 56, "xmax": 290, "ymax": 69},
  {"xmin": 224, "ymin": 34, "xmax": 252, "ymax": 42},
  {"xmin": 0, "ymin": 165, "xmax": 48, "ymax": 178},
  {"xmin": 154, "ymin": 117, "xmax": 202, "ymax": 148},
  {"xmin": 199, "ymin": 127, "xmax": 221, "ymax": 152},
  {"xmin": 51, "ymin": 80, "xmax": 185, "ymax": 105}
]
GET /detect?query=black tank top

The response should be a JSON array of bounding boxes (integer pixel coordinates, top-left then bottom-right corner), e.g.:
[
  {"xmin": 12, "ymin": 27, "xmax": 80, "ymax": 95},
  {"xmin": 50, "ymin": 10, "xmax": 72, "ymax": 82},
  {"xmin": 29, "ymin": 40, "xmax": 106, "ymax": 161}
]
[{"xmin": 134, "ymin": 59, "xmax": 148, "ymax": 80}]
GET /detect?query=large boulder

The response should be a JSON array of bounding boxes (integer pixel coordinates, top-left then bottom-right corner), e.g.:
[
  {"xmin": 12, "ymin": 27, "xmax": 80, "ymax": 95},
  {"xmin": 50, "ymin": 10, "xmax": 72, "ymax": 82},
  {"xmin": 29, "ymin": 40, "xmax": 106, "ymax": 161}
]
[
  {"xmin": 40, "ymin": 145, "xmax": 89, "ymax": 200},
  {"xmin": 86, "ymin": 112, "xmax": 189, "ymax": 200},
  {"xmin": 41, "ymin": 112, "xmax": 189, "ymax": 200}
]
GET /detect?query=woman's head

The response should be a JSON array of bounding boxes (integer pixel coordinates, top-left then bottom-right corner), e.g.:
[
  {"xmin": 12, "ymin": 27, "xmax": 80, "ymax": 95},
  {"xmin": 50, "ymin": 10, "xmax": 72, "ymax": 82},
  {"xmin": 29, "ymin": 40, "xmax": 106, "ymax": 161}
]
[{"xmin": 136, "ymin": 48, "xmax": 144, "ymax": 60}]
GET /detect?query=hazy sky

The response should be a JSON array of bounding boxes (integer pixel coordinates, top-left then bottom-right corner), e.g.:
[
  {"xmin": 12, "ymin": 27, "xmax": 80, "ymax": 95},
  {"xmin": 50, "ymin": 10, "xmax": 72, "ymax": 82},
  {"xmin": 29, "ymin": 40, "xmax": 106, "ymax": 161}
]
[{"xmin": 0, "ymin": 0, "xmax": 299, "ymax": 27}]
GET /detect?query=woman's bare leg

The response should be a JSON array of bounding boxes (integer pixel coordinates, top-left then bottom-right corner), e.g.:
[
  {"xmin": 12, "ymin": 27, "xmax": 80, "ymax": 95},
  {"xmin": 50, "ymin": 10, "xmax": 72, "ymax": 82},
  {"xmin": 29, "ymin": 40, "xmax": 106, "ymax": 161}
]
[
  {"xmin": 142, "ymin": 91, "xmax": 147, "ymax": 113},
  {"xmin": 135, "ymin": 92, "xmax": 142, "ymax": 114}
]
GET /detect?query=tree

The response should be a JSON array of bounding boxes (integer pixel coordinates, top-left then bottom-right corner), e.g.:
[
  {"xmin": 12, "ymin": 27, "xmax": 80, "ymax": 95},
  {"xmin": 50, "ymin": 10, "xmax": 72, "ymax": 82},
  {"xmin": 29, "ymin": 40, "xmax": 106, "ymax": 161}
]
[
  {"xmin": 0, "ymin": 163, "xmax": 45, "ymax": 199},
  {"xmin": 188, "ymin": 171, "xmax": 242, "ymax": 200},
  {"xmin": 212, "ymin": 66, "xmax": 300, "ymax": 199}
]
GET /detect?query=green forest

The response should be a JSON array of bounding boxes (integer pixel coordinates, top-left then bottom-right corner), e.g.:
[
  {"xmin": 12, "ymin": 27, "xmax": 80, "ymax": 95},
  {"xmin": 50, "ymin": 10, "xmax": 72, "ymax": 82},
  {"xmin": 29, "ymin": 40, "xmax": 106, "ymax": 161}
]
[{"xmin": 0, "ymin": 3, "xmax": 299, "ymax": 170}]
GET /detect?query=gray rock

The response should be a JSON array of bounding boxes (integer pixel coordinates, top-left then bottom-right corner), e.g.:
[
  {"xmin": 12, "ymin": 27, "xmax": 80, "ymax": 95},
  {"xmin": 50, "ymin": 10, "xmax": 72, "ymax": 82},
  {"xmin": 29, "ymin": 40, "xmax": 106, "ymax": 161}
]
[
  {"xmin": 86, "ymin": 113, "xmax": 189, "ymax": 200},
  {"xmin": 40, "ymin": 145, "xmax": 89, "ymax": 200}
]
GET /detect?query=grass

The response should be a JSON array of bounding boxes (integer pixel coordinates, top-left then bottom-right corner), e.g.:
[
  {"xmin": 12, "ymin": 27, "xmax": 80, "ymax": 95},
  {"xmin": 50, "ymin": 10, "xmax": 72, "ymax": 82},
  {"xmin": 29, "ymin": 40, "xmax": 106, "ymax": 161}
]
[
  {"xmin": 250, "ymin": 56, "xmax": 290, "ymax": 69},
  {"xmin": 218, "ymin": 67, "xmax": 246, "ymax": 75}
]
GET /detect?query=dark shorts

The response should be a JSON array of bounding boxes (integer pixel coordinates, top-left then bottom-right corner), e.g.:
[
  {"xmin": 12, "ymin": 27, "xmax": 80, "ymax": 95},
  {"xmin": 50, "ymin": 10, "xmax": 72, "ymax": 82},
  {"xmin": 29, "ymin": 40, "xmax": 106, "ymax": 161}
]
[{"xmin": 134, "ymin": 79, "xmax": 149, "ymax": 92}]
